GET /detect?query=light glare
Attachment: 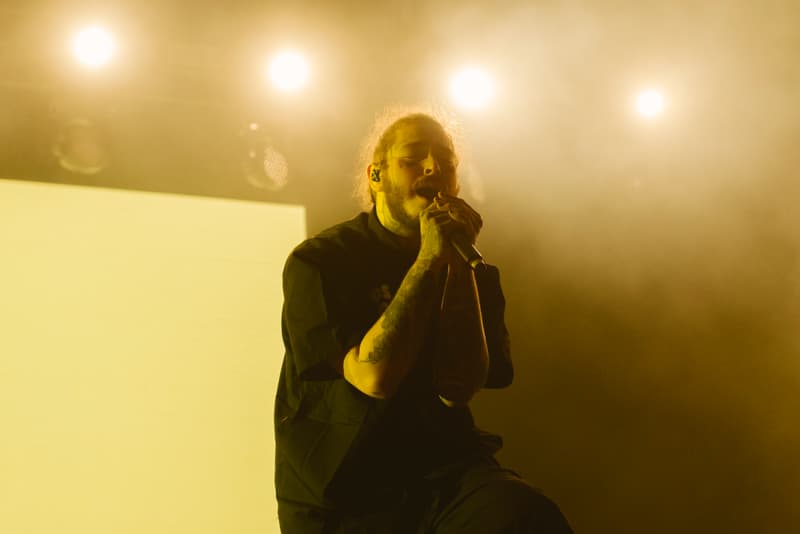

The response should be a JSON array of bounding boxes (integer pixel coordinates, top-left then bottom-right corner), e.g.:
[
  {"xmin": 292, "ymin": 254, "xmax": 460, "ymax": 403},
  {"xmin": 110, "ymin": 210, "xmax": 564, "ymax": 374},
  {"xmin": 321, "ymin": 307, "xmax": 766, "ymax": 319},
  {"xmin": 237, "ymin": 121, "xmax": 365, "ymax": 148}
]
[
  {"xmin": 636, "ymin": 89, "xmax": 666, "ymax": 118},
  {"xmin": 72, "ymin": 26, "xmax": 116, "ymax": 69},
  {"xmin": 268, "ymin": 51, "xmax": 310, "ymax": 92},
  {"xmin": 450, "ymin": 67, "xmax": 494, "ymax": 110}
]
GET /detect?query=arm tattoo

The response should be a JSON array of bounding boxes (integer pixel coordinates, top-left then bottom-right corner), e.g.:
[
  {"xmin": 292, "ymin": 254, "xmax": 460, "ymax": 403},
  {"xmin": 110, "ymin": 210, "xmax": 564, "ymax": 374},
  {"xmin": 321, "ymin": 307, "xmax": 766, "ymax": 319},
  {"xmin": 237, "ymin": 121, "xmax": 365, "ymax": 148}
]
[{"xmin": 362, "ymin": 264, "xmax": 438, "ymax": 364}]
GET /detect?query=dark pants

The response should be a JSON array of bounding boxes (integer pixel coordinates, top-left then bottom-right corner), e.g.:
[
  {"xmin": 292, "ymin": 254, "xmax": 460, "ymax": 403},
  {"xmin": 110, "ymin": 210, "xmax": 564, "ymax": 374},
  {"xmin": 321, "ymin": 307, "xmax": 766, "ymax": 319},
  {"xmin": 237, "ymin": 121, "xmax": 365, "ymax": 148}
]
[{"xmin": 277, "ymin": 456, "xmax": 573, "ymax": 533}]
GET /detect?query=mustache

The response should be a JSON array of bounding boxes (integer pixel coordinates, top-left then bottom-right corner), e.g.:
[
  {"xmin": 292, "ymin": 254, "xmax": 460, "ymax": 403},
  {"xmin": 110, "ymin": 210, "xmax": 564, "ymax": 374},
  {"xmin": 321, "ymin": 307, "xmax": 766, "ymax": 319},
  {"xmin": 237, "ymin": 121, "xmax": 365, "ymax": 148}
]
[{"xmin": 413, "ymin": 182, "xmax": 440, "ymax": 200}]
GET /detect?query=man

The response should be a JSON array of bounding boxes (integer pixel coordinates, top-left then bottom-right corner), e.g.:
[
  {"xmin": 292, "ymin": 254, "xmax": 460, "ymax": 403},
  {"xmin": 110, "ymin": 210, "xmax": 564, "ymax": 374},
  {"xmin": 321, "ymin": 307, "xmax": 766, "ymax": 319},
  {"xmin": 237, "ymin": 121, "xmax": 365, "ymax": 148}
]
[{"xmin": 275, "ymin": 111, "xmax": 572, "ymax": 532}]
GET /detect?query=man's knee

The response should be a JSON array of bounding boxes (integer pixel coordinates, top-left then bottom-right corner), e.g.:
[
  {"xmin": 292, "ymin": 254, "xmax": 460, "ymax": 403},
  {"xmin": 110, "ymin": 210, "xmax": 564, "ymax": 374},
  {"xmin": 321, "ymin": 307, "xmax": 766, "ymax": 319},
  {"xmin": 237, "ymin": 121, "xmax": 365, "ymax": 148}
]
[
  {"xmin": 490, "ymin": 477, "xmax": 571, "ymax": 532},
  {"xmin": 435, "ymin": 473, "xmax": 572, "ymax": 533}
]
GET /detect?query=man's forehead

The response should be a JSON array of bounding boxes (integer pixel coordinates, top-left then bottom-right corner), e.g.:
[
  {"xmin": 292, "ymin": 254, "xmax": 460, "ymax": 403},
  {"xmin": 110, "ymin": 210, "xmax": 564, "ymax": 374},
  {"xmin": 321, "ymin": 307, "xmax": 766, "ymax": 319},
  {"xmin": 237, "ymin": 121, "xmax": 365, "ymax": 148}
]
[{"xmin": 391, "ymin": 123, "xmax": 453, "ymax": 151}]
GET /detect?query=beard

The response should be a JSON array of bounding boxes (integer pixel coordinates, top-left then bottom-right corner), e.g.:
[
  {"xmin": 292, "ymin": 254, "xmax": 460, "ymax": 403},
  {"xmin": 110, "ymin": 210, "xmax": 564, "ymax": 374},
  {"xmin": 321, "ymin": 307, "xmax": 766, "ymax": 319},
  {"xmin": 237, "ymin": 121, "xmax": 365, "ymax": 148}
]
[{"xmin": 382, "ymin": 180, "xmax": 422, "ymax": 235}]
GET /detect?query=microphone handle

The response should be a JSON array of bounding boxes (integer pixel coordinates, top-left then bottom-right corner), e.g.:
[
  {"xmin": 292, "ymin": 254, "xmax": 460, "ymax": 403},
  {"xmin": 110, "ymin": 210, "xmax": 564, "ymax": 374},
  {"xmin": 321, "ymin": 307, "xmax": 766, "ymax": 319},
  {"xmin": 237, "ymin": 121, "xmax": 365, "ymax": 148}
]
[{"xmin": 450, "ymin": 232, "xmax": 485, "ymax": 270}]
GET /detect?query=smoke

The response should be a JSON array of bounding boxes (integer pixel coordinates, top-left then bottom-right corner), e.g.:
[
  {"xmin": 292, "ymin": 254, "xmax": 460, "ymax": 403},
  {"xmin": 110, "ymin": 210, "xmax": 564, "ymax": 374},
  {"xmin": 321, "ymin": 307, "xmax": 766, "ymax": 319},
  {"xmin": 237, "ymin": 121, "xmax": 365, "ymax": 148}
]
[{"xmin": 440, "ymin": 2, "xmax": 800, "ymax": 532}]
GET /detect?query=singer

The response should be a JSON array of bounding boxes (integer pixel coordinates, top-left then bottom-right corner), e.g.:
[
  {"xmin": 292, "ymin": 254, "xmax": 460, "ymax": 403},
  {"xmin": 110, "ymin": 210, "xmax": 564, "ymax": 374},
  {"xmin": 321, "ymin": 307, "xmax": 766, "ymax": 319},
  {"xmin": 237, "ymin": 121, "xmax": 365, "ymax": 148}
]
[{"xmin": 274, "ymin": 110, "xmax": 572, "ymax": 532}]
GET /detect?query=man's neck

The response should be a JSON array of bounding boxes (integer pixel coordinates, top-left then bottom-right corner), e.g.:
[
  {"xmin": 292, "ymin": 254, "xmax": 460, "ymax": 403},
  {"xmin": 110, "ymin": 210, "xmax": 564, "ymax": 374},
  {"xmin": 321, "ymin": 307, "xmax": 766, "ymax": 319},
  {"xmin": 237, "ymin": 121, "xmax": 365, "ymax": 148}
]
[{"xmin": 376, "ymin": 202, "xmax": 420, "ymax": 251}]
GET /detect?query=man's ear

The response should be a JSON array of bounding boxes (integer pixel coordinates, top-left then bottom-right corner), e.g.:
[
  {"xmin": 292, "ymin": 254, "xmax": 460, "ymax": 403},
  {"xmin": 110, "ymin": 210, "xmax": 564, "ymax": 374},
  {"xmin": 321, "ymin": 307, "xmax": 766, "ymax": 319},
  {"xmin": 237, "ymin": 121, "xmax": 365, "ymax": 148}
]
[{"xmin": 367, "ymin": 164, "xmax": 384, "ymax": 194}]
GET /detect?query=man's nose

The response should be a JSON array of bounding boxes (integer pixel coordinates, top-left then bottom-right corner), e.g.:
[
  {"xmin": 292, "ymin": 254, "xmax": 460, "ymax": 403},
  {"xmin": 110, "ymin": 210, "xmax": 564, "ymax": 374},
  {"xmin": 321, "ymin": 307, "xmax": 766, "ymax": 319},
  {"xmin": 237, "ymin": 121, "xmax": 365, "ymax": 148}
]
[{"xmin": 422, "ymin": 151, "xmax": 440, "ymax": 175}]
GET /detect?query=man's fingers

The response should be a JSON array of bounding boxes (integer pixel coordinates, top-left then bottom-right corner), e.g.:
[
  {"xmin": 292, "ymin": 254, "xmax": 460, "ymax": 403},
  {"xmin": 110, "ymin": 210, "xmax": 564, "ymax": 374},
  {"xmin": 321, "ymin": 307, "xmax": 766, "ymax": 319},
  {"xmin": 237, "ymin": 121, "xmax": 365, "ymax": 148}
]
[
  {"xmin": 436, "ymin": 203, "xmax": 482, "ymax": 239},
  {"xmin": 435, "ymin": 195, "xmax": 482, "ymax": 226}
]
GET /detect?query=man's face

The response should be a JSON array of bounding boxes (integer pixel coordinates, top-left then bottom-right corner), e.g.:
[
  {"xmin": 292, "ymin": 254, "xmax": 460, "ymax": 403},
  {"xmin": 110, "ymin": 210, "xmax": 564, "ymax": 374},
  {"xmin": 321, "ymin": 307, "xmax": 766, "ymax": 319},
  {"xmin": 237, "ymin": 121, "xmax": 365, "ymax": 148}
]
[{"xmin": 375, "ymin": 121, "xmax": 458, "ymax": 235}]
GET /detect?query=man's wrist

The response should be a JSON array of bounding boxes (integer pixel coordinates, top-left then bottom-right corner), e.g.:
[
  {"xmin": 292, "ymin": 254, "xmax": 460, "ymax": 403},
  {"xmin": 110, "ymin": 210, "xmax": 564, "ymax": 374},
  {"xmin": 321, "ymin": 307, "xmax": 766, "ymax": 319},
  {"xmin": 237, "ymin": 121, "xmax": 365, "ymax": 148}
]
[{"xmin": 414, "ymin": 254, "xmax": 447, "ymax": 273}]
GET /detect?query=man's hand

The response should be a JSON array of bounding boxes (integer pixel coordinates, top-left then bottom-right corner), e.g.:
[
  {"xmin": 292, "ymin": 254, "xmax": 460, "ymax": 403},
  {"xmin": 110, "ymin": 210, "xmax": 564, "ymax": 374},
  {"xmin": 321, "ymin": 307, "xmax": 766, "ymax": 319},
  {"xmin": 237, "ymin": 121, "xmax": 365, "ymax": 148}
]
[
  {"xmin": 432, "ymin": 193, "xmax": 483, "ymax": 246},
  {"xmin": 417, "ymin": 201, "xmax": 457, "ymax": 268},
  {"xmin": 417, "ymin": 193, "xmax": 483, "ymax": 268}
]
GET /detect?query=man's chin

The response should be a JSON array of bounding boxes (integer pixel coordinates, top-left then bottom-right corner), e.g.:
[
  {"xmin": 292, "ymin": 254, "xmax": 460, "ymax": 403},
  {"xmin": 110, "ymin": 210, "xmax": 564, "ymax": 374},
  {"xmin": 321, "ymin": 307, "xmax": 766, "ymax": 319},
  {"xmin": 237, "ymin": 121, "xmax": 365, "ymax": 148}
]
[
  {"xmin": 405, "ymin": 197, "xmax": 431, "ymax": 217},
  {"xmin": 411, "ymin": 194, "xmax": 434, "ymax": 208}
]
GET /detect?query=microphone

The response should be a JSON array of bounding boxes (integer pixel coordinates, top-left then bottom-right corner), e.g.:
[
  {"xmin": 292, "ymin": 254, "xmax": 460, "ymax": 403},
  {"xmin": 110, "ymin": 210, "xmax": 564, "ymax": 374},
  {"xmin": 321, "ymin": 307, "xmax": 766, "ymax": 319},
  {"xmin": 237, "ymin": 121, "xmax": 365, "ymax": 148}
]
[{"xmin": 451, "ymin": 232, "xmax": 485, "ymax": 270}]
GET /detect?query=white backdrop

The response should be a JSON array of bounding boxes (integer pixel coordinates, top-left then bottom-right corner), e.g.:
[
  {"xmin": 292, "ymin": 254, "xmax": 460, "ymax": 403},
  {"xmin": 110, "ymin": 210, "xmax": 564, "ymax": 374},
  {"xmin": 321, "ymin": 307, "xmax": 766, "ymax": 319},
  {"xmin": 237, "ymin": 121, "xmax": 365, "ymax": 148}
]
[{"xmin": 0, "ymin": 179, "xmax": 305, "ymax": 534}]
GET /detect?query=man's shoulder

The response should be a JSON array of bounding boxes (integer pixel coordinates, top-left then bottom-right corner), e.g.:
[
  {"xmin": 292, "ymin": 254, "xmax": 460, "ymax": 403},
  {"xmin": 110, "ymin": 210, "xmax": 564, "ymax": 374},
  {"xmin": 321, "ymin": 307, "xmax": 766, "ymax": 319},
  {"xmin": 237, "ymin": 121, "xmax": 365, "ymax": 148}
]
[
  {"xmin": 290, "ymin": 211, "xmax": 372, "ymax": 266},
  {"xmin": 313, "ymin": 211, "xmax": 371, "ymax": 244}
]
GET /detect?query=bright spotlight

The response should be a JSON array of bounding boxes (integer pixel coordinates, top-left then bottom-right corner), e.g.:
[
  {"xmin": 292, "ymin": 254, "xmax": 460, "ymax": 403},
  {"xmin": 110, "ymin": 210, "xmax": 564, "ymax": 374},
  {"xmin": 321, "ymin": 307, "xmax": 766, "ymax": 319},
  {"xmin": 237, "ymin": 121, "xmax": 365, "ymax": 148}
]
[
  {"xmin": 267, "ymin": 51, "xmax": 310, "ymax": 92},
  {"xmin": 636, "ymin": 89, "xmax": 666, "ymax": 118},
  {"xmin": 450, "ymin": 67, "xmax": 494, "ymax": 110},
  {"xmin": 72, "ymin": 26, "xmax": 116, "ymax": 69}
]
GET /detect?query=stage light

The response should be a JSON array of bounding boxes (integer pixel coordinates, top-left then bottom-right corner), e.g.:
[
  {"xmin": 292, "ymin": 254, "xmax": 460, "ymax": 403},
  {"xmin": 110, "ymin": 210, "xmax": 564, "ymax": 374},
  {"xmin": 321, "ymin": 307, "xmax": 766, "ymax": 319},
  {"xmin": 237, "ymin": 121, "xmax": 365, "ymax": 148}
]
[
  {"xmin": 72, "ymin": 26, "xmax": 116, "ymax": 69},
  {"xmin": 450, "ymin": 67, "xmax": 494, "ymax": 110},
  {"xmin": 267, "ymin": 51, "xmax": 310, "ymax": 92},
  {"xmin": 636, "ymin": 89, "xmax": 666, "ymax": 118}
]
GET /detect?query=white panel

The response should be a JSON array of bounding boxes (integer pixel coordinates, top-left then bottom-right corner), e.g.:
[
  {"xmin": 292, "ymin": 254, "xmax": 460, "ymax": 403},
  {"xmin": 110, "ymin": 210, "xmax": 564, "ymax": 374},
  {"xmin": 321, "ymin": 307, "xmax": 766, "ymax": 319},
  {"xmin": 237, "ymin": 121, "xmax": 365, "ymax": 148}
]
[{"xmin": 0, "ymin": 179, "xmax": 305, "ymax": 534}]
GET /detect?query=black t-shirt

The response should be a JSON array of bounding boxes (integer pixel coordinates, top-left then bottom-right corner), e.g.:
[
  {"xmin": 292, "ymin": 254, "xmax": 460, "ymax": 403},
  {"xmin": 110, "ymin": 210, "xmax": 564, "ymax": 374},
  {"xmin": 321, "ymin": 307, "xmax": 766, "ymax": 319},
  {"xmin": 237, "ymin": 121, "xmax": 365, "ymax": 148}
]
[{"xmin": 275, "ymin": 209, "xmax": 513, "ymax": 508}]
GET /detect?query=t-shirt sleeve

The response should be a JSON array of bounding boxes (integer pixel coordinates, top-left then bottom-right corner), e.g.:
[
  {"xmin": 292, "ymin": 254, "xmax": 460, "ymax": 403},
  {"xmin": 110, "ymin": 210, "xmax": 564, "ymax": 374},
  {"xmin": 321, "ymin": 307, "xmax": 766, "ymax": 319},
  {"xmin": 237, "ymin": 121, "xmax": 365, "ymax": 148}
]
[
  {"xmin": 282, "ymin": 252, "xmax": 365, "ymax": 381},
  {"xmin": 475, "ymin": 264, "xmax": 513, "ymax": 388}
]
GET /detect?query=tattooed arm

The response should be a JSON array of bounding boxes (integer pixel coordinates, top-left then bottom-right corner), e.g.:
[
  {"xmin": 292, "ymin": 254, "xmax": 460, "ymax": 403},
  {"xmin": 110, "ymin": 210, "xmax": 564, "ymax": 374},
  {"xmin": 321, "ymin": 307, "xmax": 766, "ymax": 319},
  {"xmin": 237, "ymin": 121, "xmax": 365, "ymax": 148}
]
[
  {"xmin": 425, "ymin": 192, "xmax": 489, "ymax": 405},
  {"xmin": 341, "ymin": 203, "xmax": 452, "ymax": 399},
  {"xmin": 433, "ymin": 259, "xmax": 490, "ymax": 406},
  {"xmin": 341, "ymin": 259, "xmax": 442, "ymax": 398}
]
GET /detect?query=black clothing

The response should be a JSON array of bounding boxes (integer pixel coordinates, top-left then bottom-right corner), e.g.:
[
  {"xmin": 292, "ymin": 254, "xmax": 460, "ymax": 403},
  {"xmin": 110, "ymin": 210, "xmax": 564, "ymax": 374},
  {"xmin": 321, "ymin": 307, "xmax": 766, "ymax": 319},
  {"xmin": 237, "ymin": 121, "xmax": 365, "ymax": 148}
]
[
  {"xmin": 277, "ymin": 454, "xmax": 572, "ymax": 534},
  {"xmin": 275, "ymin": 209, "xmax": 571, "ymax": 532}
]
